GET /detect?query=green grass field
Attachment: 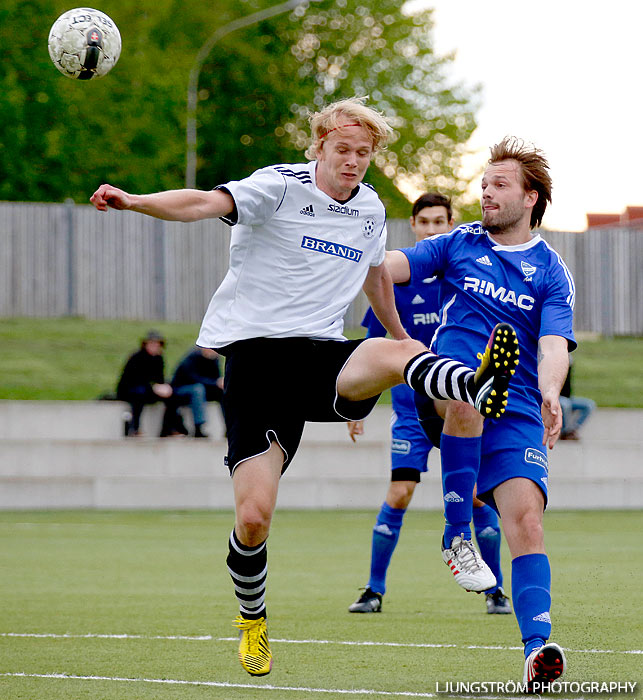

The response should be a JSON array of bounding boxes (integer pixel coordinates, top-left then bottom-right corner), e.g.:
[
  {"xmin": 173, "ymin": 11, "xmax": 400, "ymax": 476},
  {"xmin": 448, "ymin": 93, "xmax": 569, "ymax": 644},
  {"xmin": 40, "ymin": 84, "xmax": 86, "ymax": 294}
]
[
  {"xmin": 0, "ymin": 317, "xmax": 642, "ymax": 407},
  {"xmin": 0, "ymin": 509, "xmax": 641, "ymax": 699},
  {"xmin": 0, "ymin": 317, "xmax": 201, "ymax": 401}
]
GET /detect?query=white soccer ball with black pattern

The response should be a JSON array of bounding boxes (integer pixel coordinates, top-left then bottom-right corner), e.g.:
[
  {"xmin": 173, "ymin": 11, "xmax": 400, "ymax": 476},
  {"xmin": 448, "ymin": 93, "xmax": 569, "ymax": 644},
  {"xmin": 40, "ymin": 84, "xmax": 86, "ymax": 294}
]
[{"xmin": 48, "ymin": 8, "xmax": 121, "ymax": 80}]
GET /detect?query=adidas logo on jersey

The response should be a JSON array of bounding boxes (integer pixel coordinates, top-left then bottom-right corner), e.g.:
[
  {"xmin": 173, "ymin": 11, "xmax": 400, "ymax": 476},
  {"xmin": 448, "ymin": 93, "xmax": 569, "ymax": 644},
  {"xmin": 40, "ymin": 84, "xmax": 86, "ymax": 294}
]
[
  {"xmin": 411, "ymin": 294, "xmax": 425, "ymax": 304},
  {"xmin": 533, "ymin": 612, "xmax": 551, "ymax": 623},
  {"xmin": 444, "ymin": 491, "xmax": 464, "ymax": 503},
  {"xmin": 300, "ymin": 204, "xmax": 315, "ymax": 217},
  {"xmin": 476, "ymin": 255, "xmax": 493, "ymax": 266}
]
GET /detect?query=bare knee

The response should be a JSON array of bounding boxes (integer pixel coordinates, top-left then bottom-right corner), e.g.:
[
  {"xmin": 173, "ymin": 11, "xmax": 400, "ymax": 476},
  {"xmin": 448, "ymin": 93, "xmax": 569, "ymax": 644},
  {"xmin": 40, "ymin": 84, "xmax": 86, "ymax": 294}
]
[
  {"xmin": 494, "ymin": 478, "xmax": 546, "ymax": 557},
  {"xmin": 232, "ymin": 444, "xmax": 282, "ymax": 547},
  {"xmin": 365, "ymin": 337, "xmax": 427, "ymax": 367},
  {"xmin": 394, "ymin": 337, "xmax": 427, "ymax": 363},
  {"xmin": 444, "ymin": 401, "xmax": 483, "ymax": 436},
  {"xmin": 338, "ymin": 337, "xmax": 429, "ymax": 401},
  {"xmin": 386, "ymin": 480, "xmax": 417, "ymax": 509},
  {"xmin": 235, "ymin": 499, "xmax": 273, "ymax": 546},
  {"xmin": 502, "ymin": 509, "xmax": 545, "ymax": 556}
]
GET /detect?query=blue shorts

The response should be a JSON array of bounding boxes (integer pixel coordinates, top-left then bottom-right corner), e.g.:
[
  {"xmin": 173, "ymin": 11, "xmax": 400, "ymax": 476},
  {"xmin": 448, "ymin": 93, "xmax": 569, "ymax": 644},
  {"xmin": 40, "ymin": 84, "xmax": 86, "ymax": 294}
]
[
  {"xmin": 478, "ymin": 412, "xmax": 549, "ymax": 508},
  {"xmin": 390, "ymin": 406, "xmax": 433, "ymax": 474}
]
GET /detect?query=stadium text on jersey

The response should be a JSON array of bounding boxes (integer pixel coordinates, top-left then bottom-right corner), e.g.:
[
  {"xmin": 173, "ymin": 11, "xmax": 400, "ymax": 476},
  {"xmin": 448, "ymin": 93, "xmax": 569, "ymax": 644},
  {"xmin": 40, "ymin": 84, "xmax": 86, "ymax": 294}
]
[{"xmin": 327, "ymin": 203, "xmax": 359, "ymax": 217}]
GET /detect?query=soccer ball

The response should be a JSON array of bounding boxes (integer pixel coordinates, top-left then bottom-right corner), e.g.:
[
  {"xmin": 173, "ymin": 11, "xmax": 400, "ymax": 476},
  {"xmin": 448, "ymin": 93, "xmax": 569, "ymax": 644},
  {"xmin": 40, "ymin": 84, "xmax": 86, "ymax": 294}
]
[{"xmin": 48, "ymin": 7, "xmax": 121, "ymax": 80}]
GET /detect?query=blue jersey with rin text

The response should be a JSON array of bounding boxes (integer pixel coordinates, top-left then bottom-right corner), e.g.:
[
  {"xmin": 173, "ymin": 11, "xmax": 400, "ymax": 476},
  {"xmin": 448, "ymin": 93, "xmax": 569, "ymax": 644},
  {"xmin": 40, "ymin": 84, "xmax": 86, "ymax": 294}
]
[{"xmin": 362, "ymin": 275, "xmax": 442, "ymax": 414}]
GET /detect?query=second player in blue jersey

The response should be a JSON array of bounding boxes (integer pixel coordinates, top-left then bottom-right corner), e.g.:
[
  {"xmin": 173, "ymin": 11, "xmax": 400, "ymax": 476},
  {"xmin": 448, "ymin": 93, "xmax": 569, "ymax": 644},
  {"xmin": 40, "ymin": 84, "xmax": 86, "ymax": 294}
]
[{"xmin": 349, "ymin": 194, "xmax": 511, "ymax": 616}]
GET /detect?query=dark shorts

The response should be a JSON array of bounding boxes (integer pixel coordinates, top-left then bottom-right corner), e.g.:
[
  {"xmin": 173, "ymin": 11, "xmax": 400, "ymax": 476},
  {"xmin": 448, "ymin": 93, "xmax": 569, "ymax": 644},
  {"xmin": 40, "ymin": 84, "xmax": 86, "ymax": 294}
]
[
  {"xmin": 391, "ymin": 467, "xmax": 422, "ymax": 483},
  {"xmin": 218, "ymin": 337, "xmax": 381, "ymax": 475}
]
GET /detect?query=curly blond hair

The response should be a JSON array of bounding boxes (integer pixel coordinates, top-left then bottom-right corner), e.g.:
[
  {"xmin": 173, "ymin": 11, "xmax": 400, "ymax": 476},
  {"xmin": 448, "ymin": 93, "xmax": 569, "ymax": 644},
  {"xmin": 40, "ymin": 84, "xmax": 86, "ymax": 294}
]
[{"xmin": 305, "ymin": 97, "xmax": 392, "ymax": 160}]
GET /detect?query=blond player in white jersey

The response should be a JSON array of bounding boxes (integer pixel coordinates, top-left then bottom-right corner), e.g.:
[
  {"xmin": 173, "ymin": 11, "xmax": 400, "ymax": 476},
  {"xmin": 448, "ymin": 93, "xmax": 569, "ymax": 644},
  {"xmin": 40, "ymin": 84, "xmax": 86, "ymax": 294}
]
[{"xmin": 90, "ymin": 97, "xmax": 517, "ymax": 677}]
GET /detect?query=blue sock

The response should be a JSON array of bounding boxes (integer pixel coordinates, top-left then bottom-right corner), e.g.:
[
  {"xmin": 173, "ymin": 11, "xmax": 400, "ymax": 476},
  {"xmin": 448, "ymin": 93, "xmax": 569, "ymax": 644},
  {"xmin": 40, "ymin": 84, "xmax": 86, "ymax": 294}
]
[
  {"xmin": 473, "ymin": 504, "xmax": 503, "ymax": 593},
  {"xmin": 512, "ymin": 553, "xmax": 552, "ymax": 658},
  {"xmin": 440, "ymin": 434, "xmax": 481, "ymax": 547},
  {"xmin": 367, "ymin": 502, "xmax": 406, "ymax": 595}
]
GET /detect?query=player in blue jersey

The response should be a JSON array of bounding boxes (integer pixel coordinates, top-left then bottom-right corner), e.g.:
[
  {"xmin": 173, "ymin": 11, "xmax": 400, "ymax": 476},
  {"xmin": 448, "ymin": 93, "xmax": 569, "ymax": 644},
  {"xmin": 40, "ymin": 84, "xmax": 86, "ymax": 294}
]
[
  {"xmin": 348, "ymin": 194, "xmax": 511, "ymax": 616},
  {"xmin": 387, "ymin": 137, "xmax": 574, "ymax": 689},
  {"xmin": 90, "ymin": 98, "xmax": 517, "ymax": 678}
]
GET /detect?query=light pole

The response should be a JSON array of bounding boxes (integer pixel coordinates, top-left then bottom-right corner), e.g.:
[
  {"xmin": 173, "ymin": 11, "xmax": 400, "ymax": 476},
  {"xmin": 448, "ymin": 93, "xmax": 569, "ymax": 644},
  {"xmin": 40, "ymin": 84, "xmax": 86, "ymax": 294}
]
[{"xmin": 185, "ymin": 0, "xmax": 314, "ymax": 189}]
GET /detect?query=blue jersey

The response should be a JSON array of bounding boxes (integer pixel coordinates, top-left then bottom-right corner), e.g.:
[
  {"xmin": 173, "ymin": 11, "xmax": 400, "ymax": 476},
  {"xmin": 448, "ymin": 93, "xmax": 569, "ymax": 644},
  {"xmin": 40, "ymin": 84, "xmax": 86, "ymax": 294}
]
[
  {"xmin": 362, "ymin": 275, "xmax": 442, "ymax": 414},
  {"xmin": 402, "ymin": 222, "xmax": 576, "ymax": 422}
]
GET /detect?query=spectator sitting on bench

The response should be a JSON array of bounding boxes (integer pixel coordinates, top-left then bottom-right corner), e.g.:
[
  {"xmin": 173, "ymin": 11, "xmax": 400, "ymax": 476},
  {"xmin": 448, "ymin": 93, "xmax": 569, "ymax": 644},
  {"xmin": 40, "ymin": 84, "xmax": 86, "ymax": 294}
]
[
  {"xmin": 116, "ymin": 330, "xmax": 173, "ymax": 437},
  {"xmin": 161, "ymin": 346, "xmax": 224, "ymax": 438}
]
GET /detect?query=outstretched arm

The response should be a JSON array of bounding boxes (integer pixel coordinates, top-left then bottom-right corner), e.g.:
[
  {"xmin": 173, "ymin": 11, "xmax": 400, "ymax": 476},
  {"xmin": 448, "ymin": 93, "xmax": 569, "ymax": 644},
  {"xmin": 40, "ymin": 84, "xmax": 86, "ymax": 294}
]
[
  {"xmin": 538, "ymin": 334, "xmax": 570, "ymax": 449},
  {"xmin": 90, "ymin": 184, "xmax": 235, "ymax": 223},
  {"xmin": 362, "ymin": 262, "xmax": 409, "ymax": 341}
]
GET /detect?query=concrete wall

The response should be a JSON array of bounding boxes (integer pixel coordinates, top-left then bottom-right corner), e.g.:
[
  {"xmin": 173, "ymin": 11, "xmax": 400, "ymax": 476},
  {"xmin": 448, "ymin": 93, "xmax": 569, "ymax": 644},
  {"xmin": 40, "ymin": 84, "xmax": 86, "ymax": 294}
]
[{"xmin": 0, "ymin": 401, "xmax": 641, "ymax": 510}]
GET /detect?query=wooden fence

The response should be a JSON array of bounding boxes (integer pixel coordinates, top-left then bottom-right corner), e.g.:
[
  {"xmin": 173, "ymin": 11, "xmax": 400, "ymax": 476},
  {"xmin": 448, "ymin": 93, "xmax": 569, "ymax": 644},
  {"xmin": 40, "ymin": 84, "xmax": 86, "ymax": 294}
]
[{"xmin": 0, "ymin": 201, "xmax": 641, "ymax": 335}]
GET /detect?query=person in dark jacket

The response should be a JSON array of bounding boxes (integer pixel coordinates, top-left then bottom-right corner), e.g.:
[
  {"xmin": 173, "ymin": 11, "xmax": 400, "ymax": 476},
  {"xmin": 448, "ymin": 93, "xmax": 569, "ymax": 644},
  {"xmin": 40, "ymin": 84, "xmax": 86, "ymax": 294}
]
[
  {"xmin": 116, "ymin": 330, "xmax": 173, "ymax": 436},
  {"xmin": 161, "ymin": 347, "xmax": 224, "ymax": 438}
]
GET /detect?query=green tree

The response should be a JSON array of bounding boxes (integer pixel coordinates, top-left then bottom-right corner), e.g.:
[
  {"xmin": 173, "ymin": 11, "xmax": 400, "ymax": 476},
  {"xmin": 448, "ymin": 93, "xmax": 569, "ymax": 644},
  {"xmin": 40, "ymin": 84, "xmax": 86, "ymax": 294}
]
[
  {"xmin": 285, "ymin": 0, "xmax": 480, "ymax": 217},
  {"xmin": 194, "ymin": 0, "xmax": 480, "ymax": 218},
  {"xmin": 0, "ymin": 0, "xmax": 479, "ymax": 220},
  {"xmin": 0, "ymin": 0, "xmax": 195, "ymax": 202}
]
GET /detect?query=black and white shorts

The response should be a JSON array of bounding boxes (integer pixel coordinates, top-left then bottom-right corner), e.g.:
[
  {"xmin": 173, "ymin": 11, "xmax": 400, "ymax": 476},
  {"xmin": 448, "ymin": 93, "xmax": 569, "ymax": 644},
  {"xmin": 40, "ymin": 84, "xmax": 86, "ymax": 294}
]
[{"xmin": 218, "ymin": 337, "xmax": 380, "ymax": 475}]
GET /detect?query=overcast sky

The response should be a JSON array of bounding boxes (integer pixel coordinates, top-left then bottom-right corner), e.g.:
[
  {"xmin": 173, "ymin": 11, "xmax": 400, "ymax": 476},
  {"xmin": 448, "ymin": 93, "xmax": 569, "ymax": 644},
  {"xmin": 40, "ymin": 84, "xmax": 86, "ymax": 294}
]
[{"xmin": 404, "ymin": 0, "xmax": 643, "ymax": 231}]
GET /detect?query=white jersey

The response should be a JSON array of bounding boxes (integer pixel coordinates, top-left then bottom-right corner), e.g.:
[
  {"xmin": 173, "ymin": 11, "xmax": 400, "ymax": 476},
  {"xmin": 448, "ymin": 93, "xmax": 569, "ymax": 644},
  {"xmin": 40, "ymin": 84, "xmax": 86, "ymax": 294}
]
[{"xmin": 197, "ymin": 161, "xmax": 387, "ymax": 348}]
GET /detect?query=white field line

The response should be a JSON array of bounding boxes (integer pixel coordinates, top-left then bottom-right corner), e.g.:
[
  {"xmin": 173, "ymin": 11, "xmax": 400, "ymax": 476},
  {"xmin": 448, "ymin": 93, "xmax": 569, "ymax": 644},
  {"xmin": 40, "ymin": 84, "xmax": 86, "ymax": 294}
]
[
  {"xmin": 0, "ymin": 672, "xmax": 616, "ymax": 700},
  {"xmin": 0, "ymin": 671, "xmax": 441, "ymax": 698},
  {"xmin": 1, "ymin": 632, "xmax": 641, "ymax": 655}
]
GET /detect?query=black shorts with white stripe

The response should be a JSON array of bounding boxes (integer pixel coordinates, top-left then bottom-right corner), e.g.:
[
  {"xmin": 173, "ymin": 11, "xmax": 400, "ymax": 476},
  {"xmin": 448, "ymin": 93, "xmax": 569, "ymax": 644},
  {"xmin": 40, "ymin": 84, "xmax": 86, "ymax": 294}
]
[{"xmin": 218, "ymin": 337, "xmax": 380, "ymax": 475}]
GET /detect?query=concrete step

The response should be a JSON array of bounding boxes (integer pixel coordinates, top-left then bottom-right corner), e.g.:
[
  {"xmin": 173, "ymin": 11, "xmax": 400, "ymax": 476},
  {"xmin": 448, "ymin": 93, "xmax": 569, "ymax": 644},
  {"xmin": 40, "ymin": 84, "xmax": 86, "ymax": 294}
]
[
  {"xmin": 0, "ymin": 400, "xmax": 226, "ymax": 440},
  {"xmin": 1, "ymin": 401, "xmax": 640, "ymax": 444},
  {"xmin": 0, "ymin": 402, "xmax": 641, "ymax": 510}
]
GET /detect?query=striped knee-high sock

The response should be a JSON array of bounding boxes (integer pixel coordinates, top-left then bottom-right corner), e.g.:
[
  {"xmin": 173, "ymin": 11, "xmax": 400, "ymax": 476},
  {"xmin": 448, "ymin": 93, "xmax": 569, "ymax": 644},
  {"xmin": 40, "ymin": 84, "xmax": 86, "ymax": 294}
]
[
  {"xmin": 226, "ymin": 529, "xmax": 268, "ymax": 620},
  {"xmin": 404, "ymin": 352, "xmax": 475, "ymax": 403}
]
